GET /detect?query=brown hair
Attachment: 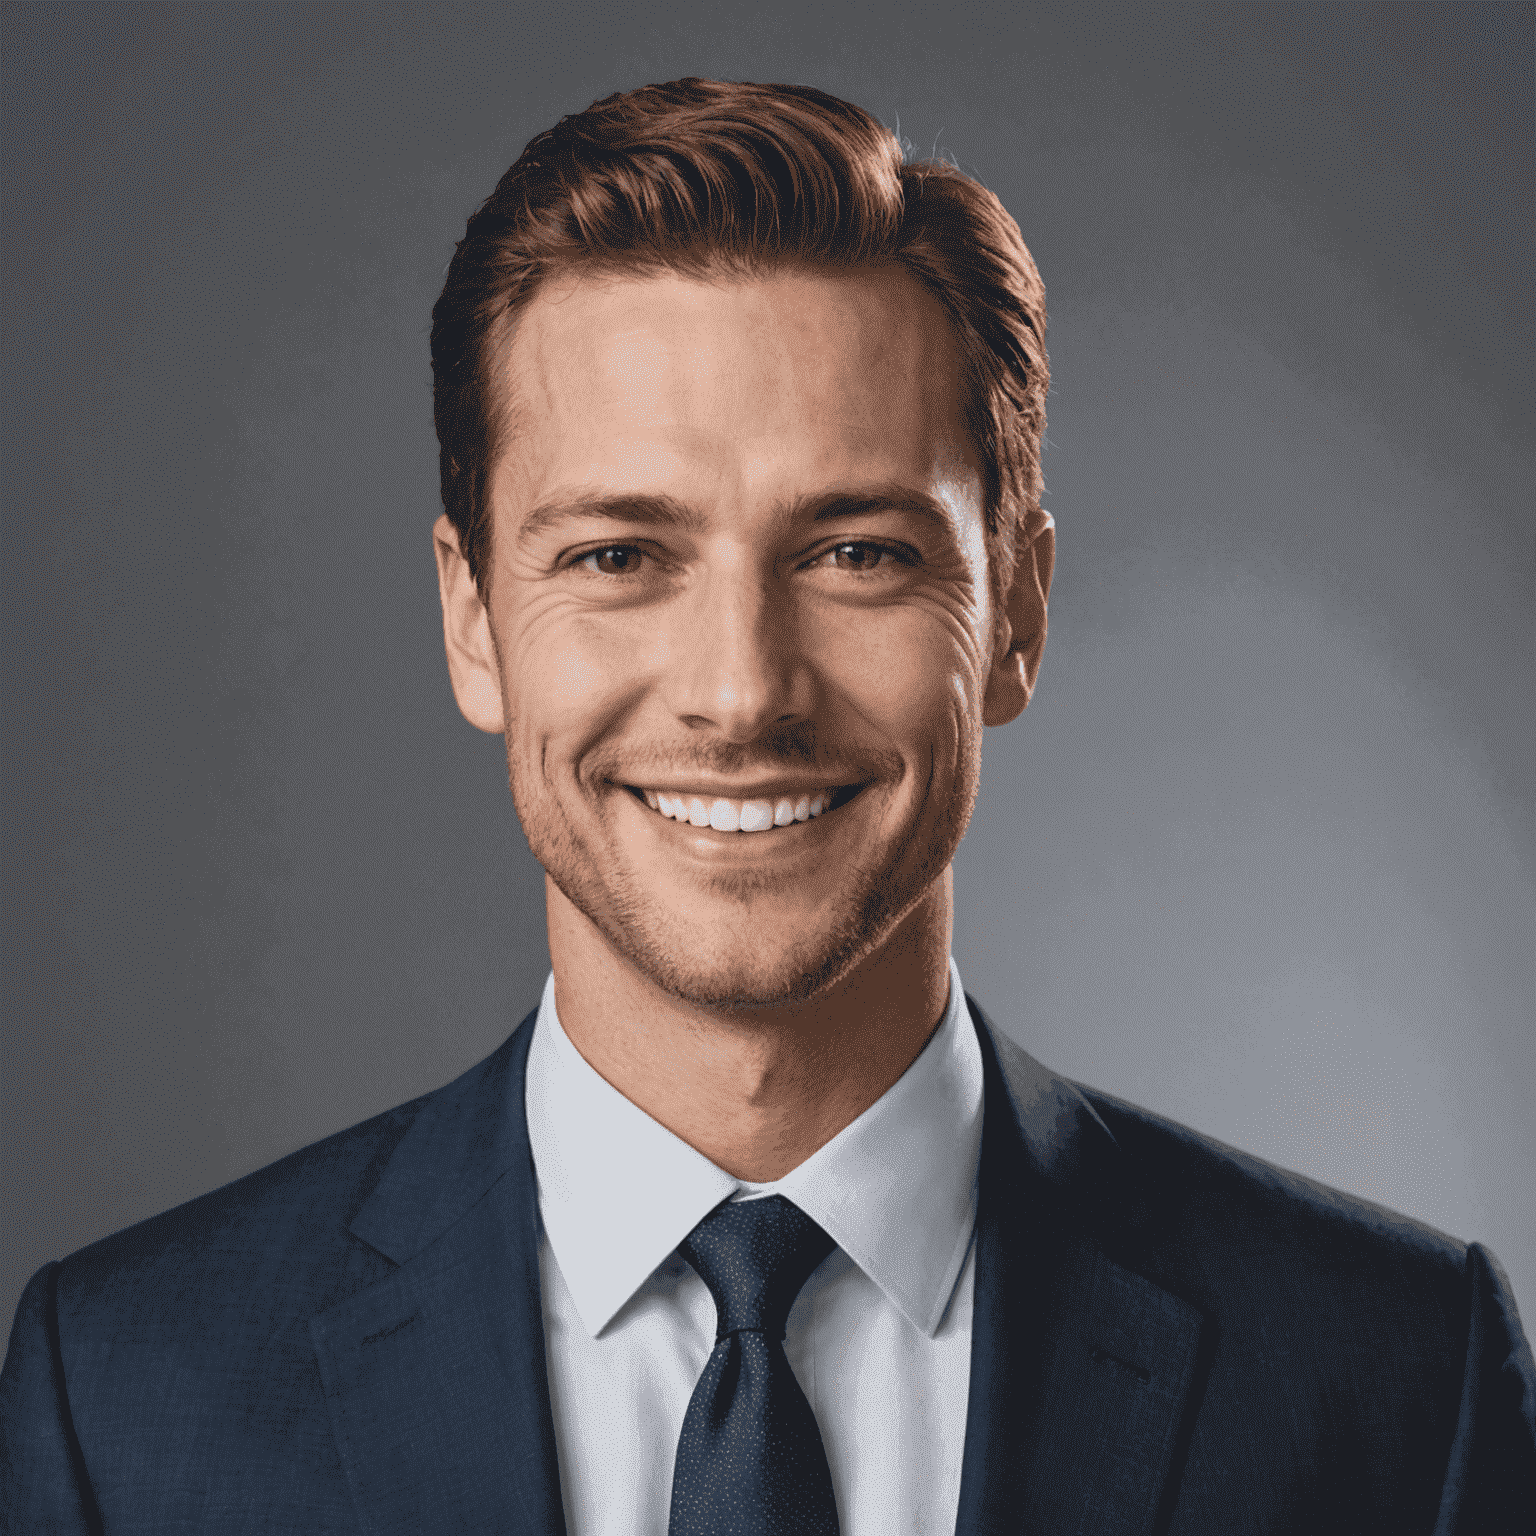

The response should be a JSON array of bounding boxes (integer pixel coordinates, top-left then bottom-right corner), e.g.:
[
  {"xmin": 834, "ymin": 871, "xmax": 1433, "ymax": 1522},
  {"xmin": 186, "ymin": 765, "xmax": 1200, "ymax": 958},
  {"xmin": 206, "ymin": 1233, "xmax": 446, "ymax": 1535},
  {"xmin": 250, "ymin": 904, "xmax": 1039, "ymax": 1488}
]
[{"xmin": 431, "ymin": 78, "xmax": 1048, "ymax": 598}]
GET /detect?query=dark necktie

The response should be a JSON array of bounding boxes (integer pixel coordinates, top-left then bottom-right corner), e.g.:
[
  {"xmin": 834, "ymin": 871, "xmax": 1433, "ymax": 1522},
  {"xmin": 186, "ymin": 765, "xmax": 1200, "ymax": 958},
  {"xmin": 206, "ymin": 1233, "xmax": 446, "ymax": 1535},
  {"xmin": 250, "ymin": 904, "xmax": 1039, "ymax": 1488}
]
[{"xmin": 669, "ymin": 1194, "xmax": 841, "ymax": 1535}]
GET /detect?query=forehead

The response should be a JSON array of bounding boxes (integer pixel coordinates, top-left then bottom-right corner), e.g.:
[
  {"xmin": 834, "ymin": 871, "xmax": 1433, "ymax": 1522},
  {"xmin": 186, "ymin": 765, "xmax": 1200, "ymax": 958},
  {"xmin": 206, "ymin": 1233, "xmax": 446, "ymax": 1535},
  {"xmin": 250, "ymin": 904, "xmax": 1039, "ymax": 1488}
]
[{"xmin": 494, "ymin": 264, "xmax": 979, "ymax": 512}]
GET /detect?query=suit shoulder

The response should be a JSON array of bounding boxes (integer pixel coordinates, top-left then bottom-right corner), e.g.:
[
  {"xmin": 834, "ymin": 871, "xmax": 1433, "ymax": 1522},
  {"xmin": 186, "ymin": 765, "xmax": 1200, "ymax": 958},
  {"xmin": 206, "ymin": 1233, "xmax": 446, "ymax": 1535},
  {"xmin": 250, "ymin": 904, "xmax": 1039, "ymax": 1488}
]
[
  {"xmin": 1056, "ymin": 1084, "xmax": 1530, "ymax": 1499},
  {"xmin": 1075, "ymin": 1083, "xmax": 1468, "ymax": 1285},
  {"xmin": 47, "ymin": 1003, "xmax": 539, "ymax": 1335},
  {"xmin": 54, "ymin": 1084, "xmax": 435, "ymax": 1322}
]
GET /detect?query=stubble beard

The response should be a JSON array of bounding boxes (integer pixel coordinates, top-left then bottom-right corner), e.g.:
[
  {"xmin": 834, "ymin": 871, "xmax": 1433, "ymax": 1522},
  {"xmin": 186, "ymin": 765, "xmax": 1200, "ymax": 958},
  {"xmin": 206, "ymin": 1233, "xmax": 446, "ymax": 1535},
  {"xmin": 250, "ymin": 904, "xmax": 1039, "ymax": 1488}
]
[{"xmin": 508, "ymin": 752, "xmax": 976, "ymax": 1012}]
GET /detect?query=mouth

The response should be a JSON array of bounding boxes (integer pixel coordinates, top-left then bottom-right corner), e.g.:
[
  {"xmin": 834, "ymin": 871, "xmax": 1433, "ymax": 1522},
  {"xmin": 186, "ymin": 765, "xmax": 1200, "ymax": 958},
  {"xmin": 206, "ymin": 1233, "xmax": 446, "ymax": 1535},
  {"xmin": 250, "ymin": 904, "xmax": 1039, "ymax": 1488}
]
[{"xmin": 626, "ymin": 783, "xmax": 865, "ymax": 834}]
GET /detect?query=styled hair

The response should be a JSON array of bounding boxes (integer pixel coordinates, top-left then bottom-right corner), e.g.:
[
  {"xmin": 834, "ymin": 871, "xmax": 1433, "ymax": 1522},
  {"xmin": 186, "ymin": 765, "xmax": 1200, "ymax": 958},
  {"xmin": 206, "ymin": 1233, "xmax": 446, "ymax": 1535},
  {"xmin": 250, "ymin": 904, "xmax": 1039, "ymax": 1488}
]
[{"xmin": 431, "ymin": 78, "xmax": 1048, "ymax": 598}]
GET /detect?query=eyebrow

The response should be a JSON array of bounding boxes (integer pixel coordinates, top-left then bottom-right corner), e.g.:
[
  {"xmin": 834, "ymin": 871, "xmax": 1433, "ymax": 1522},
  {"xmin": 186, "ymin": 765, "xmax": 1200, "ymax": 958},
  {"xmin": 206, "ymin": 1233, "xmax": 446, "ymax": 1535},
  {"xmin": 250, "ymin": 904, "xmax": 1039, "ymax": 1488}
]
[
  {"xmin": 794, "ymin": 485, "xmax": 953, "ymax": 529},
  {"xmin": 518, "ymin": 493, "xmax": 707, "ymax": 540},
  {"xmin": 518, "ymin": 483, "xmax": 954, "ymax": 540}
]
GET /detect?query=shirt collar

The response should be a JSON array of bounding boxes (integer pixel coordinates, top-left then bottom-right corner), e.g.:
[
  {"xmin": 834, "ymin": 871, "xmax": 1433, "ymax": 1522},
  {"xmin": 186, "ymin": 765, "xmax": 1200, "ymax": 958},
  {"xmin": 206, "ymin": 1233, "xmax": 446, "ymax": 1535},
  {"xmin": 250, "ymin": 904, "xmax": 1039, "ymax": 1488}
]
[{"xmin": 523, "ymin": 959, "xmax": 984, "ymax": 1340}]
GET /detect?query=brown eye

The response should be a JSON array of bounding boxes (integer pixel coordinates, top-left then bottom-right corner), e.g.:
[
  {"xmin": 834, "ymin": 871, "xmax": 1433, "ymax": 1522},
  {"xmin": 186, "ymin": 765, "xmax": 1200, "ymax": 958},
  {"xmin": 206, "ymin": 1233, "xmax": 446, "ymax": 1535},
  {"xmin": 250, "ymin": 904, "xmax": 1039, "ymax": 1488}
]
[
  {"xmin": 830, "ymin": 542, "xmax": 891, "ymax": 571},
  {"xmin": 581, "ymin": 546, "xmax": 643, "ymax": 575}
]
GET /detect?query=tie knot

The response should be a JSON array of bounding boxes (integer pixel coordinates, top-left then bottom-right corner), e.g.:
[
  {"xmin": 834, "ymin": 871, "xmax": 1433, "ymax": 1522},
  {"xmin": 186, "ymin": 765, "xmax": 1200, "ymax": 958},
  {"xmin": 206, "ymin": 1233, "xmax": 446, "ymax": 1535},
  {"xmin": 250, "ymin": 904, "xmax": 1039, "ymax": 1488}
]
[{"xmin": 679, "ymin": 1195, "xmax": 836, "ymax": 1340}]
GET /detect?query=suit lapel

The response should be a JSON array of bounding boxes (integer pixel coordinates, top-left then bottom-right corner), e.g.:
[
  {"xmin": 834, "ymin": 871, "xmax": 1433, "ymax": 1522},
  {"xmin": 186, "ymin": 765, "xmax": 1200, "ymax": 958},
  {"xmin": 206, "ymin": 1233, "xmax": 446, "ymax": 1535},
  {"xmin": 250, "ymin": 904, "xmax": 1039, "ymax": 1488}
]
[
  {"xmin": 956, "ymin": 1001, "xmax": 1205, "ymax": 1536},
  {"xmin": 309, "ymin": 1012, "xmax": 566, "ymax": 1536},
  {"xmin": 303, "ymin": 992, "xmax": 1202, "ymax": 1535}
]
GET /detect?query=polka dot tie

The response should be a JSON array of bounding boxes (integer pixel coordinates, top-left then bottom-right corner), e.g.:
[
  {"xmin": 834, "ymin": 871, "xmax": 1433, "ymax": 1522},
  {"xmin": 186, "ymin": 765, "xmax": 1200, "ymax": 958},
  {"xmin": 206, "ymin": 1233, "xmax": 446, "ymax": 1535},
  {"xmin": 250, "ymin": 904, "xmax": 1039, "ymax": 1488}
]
[{"xmin": 669, "ymin": 1194, "xmax": 840, "ymax": 1535}]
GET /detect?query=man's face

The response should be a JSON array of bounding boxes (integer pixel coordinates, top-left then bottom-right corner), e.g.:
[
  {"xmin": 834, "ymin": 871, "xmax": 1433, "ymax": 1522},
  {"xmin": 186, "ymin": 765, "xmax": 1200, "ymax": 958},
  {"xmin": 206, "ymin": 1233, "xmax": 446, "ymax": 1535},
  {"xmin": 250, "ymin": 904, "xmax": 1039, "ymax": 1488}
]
[{"xmin": 448, "ymin": 264, "xmax": 1022, "ymax": 1007}]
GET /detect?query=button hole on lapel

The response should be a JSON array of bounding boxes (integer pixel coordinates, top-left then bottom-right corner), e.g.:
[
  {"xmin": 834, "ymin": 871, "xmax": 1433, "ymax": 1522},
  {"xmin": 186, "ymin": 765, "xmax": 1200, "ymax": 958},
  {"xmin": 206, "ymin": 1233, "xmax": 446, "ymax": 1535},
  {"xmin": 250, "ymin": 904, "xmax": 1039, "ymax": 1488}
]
[
  {"xmin": 1090, "ymin": 1346, "xmax": 1151, "ymax": 1384},
  {"xmin": 360, "ymin": 1313, "xmax": 420, "ymax": 1346}
]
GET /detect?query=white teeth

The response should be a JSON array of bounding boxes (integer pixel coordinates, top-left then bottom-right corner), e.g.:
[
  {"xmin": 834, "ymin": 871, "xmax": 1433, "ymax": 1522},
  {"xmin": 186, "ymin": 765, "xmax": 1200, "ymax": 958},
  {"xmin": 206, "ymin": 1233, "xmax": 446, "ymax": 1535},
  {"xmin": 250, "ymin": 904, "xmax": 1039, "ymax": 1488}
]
[
  {"xmin": 641, "ymin": 789, "xmax": 840, "ymax": 832},
  {"xmin": 739, "ymin": 800, "xmax": 774, "ymax": 833}
]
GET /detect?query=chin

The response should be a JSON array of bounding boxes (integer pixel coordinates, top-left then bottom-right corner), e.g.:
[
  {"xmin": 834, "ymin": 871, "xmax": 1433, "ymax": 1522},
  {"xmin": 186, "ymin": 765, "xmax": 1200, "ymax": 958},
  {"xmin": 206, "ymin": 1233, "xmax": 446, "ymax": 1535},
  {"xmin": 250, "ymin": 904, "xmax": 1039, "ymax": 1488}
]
[
  {"xmin": 552, "ymin": 856, "xmax": 917, "ymax": 1012},
  {"xmin": 625, "ymin": 930, "xmax": 869, "ymax": 1012}
]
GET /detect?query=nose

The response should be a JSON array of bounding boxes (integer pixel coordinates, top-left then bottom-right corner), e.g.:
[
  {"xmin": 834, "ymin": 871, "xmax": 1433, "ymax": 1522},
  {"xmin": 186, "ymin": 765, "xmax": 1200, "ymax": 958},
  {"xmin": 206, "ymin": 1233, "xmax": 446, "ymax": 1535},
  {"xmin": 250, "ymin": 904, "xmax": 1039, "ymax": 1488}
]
[{"xmin": 663, "ymin": 562, "xmax": 810, "ymax": 743}]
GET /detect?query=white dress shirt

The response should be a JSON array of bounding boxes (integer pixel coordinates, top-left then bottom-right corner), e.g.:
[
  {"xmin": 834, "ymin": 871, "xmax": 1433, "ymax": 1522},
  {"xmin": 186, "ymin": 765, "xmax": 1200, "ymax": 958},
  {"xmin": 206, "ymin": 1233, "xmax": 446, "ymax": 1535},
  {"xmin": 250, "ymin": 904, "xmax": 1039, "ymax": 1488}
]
[{"xmin": 524, "ymin": 959, "xmax": 984, "ymax": 1536}]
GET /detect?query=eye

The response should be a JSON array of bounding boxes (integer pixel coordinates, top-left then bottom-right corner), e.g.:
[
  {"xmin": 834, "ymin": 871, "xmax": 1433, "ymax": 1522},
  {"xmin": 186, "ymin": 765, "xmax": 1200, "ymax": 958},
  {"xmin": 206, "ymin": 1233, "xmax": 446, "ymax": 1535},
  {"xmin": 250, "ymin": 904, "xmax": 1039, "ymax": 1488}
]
[
  {"xmin": 579, "ymin": 545, "xmax": 644, "ymax": 575},
  {"xmin": 823, "ymin": 541, "xmax": 901, "ymax": 572}
]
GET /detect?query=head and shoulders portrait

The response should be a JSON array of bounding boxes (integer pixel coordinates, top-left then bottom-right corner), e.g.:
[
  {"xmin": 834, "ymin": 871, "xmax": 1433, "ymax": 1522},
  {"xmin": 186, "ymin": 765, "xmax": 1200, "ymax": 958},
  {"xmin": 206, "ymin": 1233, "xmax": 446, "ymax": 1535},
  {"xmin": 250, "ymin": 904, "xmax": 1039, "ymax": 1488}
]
[{"xmin": 3, "ymin": 7, "xmax": 1532, "ymax": 1533}]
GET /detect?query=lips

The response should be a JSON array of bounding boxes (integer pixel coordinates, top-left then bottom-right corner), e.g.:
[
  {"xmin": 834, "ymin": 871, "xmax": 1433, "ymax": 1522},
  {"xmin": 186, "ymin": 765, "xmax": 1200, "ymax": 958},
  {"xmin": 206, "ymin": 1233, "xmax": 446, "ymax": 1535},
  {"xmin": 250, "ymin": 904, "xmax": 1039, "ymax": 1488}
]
[{"xmin": 634, "ymin": 786, "xmax": 856, "ymax": 833}]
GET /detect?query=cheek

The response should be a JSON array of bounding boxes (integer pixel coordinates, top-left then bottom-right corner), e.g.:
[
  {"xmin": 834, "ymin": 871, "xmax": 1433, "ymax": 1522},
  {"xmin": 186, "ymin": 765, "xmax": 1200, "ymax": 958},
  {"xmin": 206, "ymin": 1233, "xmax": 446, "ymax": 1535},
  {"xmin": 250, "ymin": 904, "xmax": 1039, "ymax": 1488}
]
[
  {"xmin": 498, "ymin": 602, "xmax": 656, "ymax": 761},
  {"xmin": 539, "ymin": 624, "xmax": 626, "ymax": 705},
  {"xmin": 819, "ymin": 608, "xmax": 979, "ymax": 759}
]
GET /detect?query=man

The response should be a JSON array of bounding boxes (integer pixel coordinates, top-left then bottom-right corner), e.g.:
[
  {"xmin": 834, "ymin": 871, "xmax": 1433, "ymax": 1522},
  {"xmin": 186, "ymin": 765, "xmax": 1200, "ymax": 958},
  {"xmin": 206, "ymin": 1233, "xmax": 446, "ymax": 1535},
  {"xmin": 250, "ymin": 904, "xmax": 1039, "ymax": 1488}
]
[{"xmin": 2, "ymin": 77, "xmax": 1531, "ymax": 1534}]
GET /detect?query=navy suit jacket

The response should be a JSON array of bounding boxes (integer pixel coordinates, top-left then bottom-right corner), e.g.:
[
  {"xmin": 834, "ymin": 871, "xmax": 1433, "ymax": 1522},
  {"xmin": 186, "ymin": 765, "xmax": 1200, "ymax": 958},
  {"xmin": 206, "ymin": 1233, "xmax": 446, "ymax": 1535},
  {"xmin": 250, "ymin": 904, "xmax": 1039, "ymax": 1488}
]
[{"xmin": 3, "ymin": 999, "xmax": 1533, "ymax": 1532}]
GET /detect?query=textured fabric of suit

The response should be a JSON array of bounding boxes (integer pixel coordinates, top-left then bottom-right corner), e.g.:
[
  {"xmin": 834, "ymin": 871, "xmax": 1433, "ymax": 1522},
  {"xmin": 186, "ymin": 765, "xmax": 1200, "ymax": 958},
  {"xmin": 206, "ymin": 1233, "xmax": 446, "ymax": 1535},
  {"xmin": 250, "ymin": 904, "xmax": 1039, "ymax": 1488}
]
[
  {"xmin": 961, "ymin": 1015, "xmax": 1536, "ymax": 1533},
  {"xmin": 3, "ymin": 1000, "xmax": 1532, "ymax": 1533}
]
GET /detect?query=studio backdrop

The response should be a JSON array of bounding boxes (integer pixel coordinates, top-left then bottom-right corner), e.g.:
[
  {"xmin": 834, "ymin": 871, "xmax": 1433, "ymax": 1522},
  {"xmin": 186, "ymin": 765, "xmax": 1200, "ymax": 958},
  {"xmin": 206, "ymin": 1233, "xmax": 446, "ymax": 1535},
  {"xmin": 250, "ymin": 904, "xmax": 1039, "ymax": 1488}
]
[{"xmin": 4, "ymin": 1, "xmax": 1532, "ymax": 1328}]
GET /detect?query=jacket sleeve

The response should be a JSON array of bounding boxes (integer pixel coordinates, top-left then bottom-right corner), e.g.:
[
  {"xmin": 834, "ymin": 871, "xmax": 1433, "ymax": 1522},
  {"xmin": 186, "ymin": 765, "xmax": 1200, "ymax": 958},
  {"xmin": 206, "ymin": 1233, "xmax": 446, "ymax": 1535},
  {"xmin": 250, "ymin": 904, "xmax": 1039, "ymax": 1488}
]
[
  {"xmin": 1432, "ymin": 1242, "xmax": 1536, "ymax": 1534},
  {"xmin": 0, "ymin": 1262, "xmax": 101, "ymax": 1534}
]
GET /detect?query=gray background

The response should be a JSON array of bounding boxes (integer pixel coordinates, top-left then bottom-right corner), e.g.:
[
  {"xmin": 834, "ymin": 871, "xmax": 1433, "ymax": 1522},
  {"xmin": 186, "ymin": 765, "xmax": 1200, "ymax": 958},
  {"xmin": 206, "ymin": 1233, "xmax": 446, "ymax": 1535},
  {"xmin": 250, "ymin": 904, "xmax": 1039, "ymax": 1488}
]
[{"xmin": 4, "ymin": 1, "xmax": 1532, "ymax": 1332}]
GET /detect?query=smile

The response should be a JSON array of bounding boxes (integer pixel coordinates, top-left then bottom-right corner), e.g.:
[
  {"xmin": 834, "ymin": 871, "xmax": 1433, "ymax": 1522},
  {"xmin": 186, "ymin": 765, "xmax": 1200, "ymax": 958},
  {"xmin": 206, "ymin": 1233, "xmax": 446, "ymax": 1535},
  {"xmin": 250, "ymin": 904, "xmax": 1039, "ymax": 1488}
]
[{"xmin": 631, "ymin": 786, "xmax": 859, "ymax": 833}]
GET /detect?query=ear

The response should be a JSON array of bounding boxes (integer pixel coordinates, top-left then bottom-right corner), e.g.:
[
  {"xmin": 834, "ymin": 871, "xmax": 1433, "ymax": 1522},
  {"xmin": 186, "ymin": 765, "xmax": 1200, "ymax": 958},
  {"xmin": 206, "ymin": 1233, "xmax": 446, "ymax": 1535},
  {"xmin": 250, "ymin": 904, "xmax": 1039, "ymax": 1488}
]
[
  {"xmin": 433, "ymin": 513, "xmax": 505, "ymax": 734},
  {"xmin": 982, "ymin": 517, "xmax": 1054, "ymax": 727}
]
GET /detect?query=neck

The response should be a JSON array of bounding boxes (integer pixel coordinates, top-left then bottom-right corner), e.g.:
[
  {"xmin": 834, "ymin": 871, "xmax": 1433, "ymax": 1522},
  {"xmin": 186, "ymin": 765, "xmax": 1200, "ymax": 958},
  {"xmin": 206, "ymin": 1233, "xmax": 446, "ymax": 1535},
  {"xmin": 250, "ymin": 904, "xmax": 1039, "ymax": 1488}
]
[{"xmin": 546, "ymin": 870, "xmax": 954, "ymax": 1182}]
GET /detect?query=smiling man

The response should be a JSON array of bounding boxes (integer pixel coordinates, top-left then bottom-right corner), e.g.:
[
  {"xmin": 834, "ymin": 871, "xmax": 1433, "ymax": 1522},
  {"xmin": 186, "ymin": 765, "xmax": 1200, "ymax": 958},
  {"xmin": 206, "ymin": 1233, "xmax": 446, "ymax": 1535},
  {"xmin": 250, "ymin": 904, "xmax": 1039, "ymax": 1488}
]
[
  {"xmin": 3, "ymin": 78, "xmax": 1532, "ymax": 1535},
  {"xmin": 438, "ymin": 259, "xmax": 1018, "ymax": 1170}
]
